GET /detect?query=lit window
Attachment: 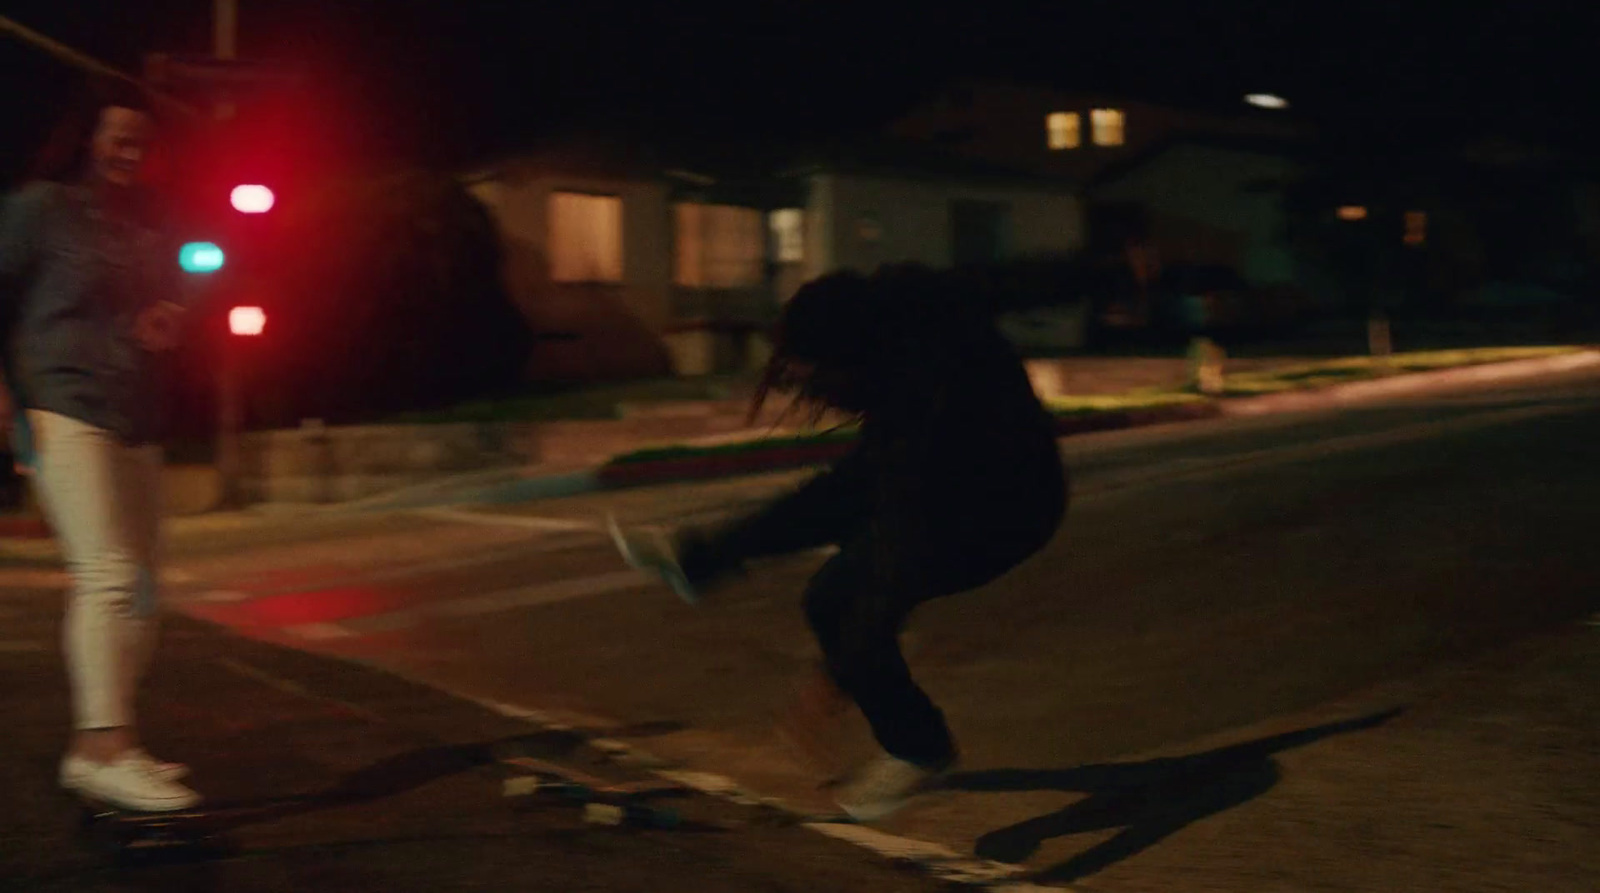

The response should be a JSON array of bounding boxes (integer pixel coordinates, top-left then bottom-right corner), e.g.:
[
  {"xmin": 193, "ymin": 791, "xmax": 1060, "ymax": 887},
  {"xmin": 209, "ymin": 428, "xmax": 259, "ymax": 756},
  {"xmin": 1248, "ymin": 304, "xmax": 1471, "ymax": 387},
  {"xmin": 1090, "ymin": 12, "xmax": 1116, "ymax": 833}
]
[
  {"xmin": 769, "ymin": 209, "xmax": 804, "ymax": 263},
  {"xmin": 1091, "ymin": 108, "xmax": 1126, "ymax": 146},
  {"xmin": 1404, "ymin": 210, "xmax": 1427, "ymax": 245},
  {"xmin": 549, "ymin": 192, "xmax": 623, "ymax": 283},
  {"xmin": 1336, "ymin": 205, "xmax": 1369, "ymax": 221},
  {"xmin": 675, "ymin": 203, "xmax": 765, "ymax": 288},
  {"xmin": 1046, "ymin": 112, "xmax": 1081, "ymax": 150}
]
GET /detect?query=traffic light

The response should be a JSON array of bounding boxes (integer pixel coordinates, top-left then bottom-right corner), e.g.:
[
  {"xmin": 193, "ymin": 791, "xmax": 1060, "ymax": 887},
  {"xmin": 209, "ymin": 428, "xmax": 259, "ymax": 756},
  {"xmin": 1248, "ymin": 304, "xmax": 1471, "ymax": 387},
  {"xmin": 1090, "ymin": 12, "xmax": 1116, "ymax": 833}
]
[
  {"xmin": 229, "ymin": 306, "xmax": 266, "ymax": 336},
  {"xmin": 179, "ymin": 241, "xmax": 225, "ymax": 273},
  {"xmin": 230, "ymin": 184, "xmax": 275, "ymax": 214}
]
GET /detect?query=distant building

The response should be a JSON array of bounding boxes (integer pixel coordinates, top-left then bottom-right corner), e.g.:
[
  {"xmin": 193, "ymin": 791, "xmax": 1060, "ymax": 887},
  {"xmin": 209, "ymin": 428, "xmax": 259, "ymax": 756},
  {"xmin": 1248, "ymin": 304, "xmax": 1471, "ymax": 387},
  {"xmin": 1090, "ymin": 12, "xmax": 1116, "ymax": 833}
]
[
  {"xmin": 887, "ymin": 78, "xmax": 1313, "ymax": 314},
  {"xmin": 464, "ymin": 132, "xmax": 1087, "ymax": 377}
]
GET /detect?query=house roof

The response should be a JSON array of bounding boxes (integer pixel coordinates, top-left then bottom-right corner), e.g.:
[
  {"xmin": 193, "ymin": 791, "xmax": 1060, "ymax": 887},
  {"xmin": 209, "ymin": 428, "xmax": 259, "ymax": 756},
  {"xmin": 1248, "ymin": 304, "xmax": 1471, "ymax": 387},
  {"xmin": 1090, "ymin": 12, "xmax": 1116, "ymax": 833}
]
[
  {"xmin": 1085, "ymin": 131, "xmax": 1314, "ymax": 192},
  {"xmin": 464, "ymin": 127, "xmax": 1080, "ymax": 202},
  {"xmin": 781, "ymin": 136, "xmax": 1080, "ymax": 192}
]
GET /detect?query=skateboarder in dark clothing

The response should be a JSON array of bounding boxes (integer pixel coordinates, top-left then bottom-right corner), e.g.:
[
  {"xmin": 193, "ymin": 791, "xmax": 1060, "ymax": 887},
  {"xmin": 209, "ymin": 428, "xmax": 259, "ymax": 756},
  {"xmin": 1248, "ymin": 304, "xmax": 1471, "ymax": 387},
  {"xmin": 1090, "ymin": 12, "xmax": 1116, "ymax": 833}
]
[{"xmin": 613, "ymin": 264, "xmax": 1068, "ymax": 820}]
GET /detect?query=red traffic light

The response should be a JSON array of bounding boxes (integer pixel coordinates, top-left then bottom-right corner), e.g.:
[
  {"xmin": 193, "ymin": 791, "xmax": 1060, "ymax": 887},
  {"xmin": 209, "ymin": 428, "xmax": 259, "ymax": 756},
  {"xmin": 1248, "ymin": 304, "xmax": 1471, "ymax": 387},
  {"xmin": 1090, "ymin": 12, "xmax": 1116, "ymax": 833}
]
[
  {"xmin": 230, "ymin": 185, "xmax": 275, "ymax": 214},
  {"xmin": 229, "ymin": 306, "xmax": 266, "ymax": 336}
]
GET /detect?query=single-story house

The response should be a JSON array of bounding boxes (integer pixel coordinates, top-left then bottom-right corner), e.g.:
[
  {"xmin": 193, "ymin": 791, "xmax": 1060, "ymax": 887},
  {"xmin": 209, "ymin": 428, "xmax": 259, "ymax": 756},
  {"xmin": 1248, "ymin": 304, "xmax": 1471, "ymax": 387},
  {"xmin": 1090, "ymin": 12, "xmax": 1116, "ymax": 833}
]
[{"xmin": 462, "ymin": 135, "xmax": 1087, "ymax": 378}]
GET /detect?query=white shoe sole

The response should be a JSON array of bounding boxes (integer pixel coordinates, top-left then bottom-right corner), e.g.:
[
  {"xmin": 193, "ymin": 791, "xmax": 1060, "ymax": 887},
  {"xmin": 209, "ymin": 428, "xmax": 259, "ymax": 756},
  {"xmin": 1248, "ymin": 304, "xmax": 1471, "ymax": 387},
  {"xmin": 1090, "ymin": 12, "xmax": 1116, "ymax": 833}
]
[{"xmin": 606, "ymin": 513, "xmax": 701, "ymax": 605}]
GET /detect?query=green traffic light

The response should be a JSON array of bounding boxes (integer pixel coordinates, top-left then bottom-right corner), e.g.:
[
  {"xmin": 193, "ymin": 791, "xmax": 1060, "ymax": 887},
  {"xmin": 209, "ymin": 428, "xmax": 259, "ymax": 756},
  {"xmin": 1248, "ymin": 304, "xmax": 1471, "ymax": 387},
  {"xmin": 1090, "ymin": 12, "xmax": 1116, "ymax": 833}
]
[{"xmin": 179, "ymin": 242, "xmax": 225, "ymax": 273}]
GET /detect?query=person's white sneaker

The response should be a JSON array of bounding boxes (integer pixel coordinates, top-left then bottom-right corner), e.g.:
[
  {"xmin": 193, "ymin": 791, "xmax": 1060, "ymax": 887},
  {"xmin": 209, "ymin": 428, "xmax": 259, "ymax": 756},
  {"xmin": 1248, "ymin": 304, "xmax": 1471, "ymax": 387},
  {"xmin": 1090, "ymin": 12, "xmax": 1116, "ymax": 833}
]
[
  {"xmin": 62, "ymin": 754, "xmax": 202, "ymax": 813},
  {"xmin": 834, "ymin": 753, "xmax": 952, "ymax": 823},
  {"xmin": 607, "ymin": 514, "xmax": 702, "ymax": 605},
  {"xmin": 61, "ymin": 749, "xmax": 188, "ymax": 787}
]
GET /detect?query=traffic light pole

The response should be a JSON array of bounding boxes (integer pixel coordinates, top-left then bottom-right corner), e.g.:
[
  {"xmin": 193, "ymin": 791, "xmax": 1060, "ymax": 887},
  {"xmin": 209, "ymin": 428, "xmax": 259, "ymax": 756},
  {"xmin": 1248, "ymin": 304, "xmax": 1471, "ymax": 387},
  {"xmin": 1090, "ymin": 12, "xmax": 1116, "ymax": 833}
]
[
  {"xmin": 216, "ymin": 337, "xmax": 243, "ymax": 509},
  {"xmin": 214, "ymin": 0, "xmax": 237, "ymax": 60}
]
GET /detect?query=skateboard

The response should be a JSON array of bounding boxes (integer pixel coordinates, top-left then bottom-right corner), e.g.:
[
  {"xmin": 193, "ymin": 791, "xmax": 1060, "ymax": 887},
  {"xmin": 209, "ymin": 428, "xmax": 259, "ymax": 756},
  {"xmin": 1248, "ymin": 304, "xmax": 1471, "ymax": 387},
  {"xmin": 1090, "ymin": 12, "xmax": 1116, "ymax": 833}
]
[
  {"xmin": 606, "ymin": 513, "xmax": 702, "ymax": 605},
  {"xmin": 76, "ymin": 795, "xmax": 230, "ymax": 863},
  {"xmin": 500, "ymin": 755, "xmax": 689, "ymax": 829}
]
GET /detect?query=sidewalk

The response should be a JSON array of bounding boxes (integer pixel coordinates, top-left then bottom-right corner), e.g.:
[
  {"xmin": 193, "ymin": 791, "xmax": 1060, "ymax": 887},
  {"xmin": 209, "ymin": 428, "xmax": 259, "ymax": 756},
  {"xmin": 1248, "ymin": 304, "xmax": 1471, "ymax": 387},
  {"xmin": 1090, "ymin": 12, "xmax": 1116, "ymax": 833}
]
[{"xmin": 0, "ymin": 593, "xmax": 940, "ymax": 892}]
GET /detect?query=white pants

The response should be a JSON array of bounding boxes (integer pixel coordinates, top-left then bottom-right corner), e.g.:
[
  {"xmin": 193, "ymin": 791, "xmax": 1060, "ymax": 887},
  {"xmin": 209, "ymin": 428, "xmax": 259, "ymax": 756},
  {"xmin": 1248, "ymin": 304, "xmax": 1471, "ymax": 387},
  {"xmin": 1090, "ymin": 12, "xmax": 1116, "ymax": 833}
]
[{"xmin": 27, "ymin": 410, "xmax": 163, "ymax": 731}]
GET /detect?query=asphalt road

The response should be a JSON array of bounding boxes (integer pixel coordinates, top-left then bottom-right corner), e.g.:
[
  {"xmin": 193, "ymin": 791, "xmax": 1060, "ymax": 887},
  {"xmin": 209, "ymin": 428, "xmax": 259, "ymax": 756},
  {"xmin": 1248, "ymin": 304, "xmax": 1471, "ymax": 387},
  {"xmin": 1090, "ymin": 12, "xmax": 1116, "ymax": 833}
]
[{"xmin": 6, "ymin": 366, "xmax": 1598, "ymax": 890}]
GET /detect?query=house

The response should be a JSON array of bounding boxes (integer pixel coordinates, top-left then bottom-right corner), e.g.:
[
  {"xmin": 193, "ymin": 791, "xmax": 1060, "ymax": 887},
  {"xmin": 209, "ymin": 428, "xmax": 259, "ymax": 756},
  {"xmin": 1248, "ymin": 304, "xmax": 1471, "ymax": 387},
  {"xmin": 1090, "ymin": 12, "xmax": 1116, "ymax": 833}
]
[
  {"xmin": 463, "ymin": 131, "xmax": 1088, "ymax": 378},
  {"xmin": 887, "ymin": 79, "xmax": 1314, "ymax": 323}
]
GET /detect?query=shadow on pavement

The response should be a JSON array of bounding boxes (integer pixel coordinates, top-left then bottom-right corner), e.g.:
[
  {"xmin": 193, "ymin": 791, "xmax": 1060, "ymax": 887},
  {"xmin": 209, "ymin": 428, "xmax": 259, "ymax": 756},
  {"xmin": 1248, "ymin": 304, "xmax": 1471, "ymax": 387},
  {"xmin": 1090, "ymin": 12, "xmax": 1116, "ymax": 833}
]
[
  {"xmin": 947, "ymin": 707, "xmax": 1404, "ymax": 885},
  {"xmin": 194, "ymin": 730, "xmax": 588, "ymax": 835}
]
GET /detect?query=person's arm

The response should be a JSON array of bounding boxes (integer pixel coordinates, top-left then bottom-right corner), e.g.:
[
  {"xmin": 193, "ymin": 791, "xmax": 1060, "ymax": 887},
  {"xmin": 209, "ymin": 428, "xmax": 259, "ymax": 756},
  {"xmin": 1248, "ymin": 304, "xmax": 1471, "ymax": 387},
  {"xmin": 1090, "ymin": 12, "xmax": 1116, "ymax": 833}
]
[
  {"xmin": 677, "ymin": 441, "xmax": 878, "ymax": 582},
  {"xmin": 0, "ymin": 184, "xmax": 46, "ymax": 287},
  {"xmin": 0, "ymin": 185, "xmax": 48, "ymax": 471}
]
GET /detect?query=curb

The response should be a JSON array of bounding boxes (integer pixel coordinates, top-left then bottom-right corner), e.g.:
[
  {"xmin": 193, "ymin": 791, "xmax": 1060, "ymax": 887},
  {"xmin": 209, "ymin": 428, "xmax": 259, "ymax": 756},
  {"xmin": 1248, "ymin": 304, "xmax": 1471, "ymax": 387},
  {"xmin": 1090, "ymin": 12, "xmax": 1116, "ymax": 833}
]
[
  {"xmin": 1220, "ymin": 349, "xmax": 1600, "ymax": 416},
  {"xmin": 5, "ymin": 350, "xmax": 1593, "ymax": 532}
]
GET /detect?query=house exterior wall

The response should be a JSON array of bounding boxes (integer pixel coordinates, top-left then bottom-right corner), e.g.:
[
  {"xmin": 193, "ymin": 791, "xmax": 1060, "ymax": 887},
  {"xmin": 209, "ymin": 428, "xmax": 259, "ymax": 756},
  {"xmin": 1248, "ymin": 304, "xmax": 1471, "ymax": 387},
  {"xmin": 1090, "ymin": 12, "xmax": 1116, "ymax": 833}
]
[
  {"xmin": 1091, "ymin": 144, "xmax": 1301, "ymax": 285},
  {"xmin": 467, "ymin": 172, "xmax": 674, "ymax": 328},
  {"xmin": 887, "ymin": 79, "xmax": 1304, "ymax": 183},
  {"xmin": 803, "ymin": 173, "xmax": 1085, "ymax": 277}
]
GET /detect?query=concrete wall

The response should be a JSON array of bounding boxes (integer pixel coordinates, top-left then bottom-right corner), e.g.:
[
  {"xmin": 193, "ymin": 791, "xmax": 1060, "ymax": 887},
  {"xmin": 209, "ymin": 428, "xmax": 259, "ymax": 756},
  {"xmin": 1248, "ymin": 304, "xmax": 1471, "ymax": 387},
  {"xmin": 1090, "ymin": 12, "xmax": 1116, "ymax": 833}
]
[
  {"xmin": 806, "ymin": 173, "xmax": 1085, "ymax": 276},
  {"xmin": 237, "ymin": 422, "xmax": 538, "ymax": 505},
  {"xmin": 1092, "ymin": 144, "xmax": 1301, "ymax": 285}
]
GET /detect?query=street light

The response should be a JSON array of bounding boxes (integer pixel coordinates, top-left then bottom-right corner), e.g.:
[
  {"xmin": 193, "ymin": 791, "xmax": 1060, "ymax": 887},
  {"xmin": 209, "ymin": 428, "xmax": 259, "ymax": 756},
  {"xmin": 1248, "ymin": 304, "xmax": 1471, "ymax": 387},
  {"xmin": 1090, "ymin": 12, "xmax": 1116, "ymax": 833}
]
[
  {"xmin": 1245, "ymin": 93, "xmax": 1290, "ymax": 110},
  {"xmin": 179, "ymin": 241, "xmax": 225, "ymax": 273},
  {"xmin": 230, "ymin": 184, "xmax": 274, "ymax": 214},
  {"xmin": 229, "ymin": 305, "xmax": 266, "ymax": 335}
]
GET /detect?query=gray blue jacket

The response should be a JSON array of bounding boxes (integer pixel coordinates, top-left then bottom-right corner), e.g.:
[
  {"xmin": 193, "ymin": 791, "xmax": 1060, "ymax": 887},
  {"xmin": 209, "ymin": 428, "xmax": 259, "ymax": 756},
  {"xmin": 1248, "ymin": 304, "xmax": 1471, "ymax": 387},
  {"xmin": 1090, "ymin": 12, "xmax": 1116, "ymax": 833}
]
[{"xmin": 1, "ymin": 180, "xmax": 185, "ymax": 450}]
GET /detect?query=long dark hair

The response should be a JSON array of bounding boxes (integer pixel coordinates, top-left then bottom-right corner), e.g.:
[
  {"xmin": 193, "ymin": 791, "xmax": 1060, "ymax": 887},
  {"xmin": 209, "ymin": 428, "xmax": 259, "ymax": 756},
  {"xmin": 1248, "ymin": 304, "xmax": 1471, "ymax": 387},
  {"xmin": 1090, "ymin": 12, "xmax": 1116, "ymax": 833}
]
[
  {"xmin": 746, "ymin": 263, "xmax": 995, "ymax": 425},
  {"xmin": 25, "ymin": 78, "xmax": 159, "ymax": 184}
]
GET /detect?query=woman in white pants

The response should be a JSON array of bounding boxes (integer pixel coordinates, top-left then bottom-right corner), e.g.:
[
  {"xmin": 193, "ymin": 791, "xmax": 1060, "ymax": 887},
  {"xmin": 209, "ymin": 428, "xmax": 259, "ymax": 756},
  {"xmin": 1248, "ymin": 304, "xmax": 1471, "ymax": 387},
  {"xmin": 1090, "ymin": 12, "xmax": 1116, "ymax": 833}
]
[{"xmin": 1, "ymin": 83, "xmax": 197, "ymax": 812}]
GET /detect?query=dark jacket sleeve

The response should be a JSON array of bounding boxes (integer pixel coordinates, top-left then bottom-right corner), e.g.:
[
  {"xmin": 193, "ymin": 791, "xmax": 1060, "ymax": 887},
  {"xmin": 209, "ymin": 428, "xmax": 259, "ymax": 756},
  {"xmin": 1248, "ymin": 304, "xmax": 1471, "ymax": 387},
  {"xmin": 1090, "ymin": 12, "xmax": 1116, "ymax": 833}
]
[
  {"xmin": 1, "ymin": 185, "xmax": 49, "ymax": 428},
  {"xmin": 0, "ymin": 183, "xmax": 48, "ymax": 297},
  {"xmin": 681, "ymin": 442, "xmax": 877, "ymax": 579}
]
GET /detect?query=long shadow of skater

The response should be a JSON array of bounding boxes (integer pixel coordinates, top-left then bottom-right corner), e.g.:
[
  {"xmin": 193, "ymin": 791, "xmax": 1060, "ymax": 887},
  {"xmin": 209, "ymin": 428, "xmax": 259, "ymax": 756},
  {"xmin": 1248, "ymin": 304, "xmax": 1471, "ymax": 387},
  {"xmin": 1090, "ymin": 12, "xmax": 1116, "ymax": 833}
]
[
  {"xmin": 197, "ymin": 729, "xmax": 599, "ymax": 833},
  {"xmin": 948, "ymin": 708, "xmax": 1403, "ymax": 885}
]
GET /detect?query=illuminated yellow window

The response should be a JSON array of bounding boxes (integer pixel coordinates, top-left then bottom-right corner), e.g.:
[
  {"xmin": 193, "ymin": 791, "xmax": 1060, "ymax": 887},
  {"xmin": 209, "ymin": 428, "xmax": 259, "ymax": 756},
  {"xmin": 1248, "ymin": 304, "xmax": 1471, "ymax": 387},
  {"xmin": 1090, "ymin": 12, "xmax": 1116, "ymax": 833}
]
[
  {"xmin": 1046, "ymin": 112, "xmax": 1081, "ymax": 150},
  {"xmin": 675, "ymin": 203, "xmax": 765, "ymax": 288},
  {"xmin": 1404, "ymin": 210, "xmax": 1427, "ymax": 245},
  {"xmin": 769, "ymin": 209, "xmax": 804, "ymax": 263},
  {"xmin": 549, "ymin": 193, "xmax": 623, "ymax": 283},
  {"xmin": 1336, "ymin": 205, "xmax": 1369, "ymax": 221},
  {"xmin": 1091, "ymin": 108, "xmax": 1126, "ymax": 146}
]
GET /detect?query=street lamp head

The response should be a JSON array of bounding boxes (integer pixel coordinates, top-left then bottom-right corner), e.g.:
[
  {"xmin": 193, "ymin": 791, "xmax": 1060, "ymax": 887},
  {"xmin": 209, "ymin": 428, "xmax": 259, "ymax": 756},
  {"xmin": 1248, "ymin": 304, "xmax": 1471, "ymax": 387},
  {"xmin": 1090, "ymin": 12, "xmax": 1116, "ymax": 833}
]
[{"xmin": 1245, "ymin": 93, "xmax": 1290, "ymax": 110}]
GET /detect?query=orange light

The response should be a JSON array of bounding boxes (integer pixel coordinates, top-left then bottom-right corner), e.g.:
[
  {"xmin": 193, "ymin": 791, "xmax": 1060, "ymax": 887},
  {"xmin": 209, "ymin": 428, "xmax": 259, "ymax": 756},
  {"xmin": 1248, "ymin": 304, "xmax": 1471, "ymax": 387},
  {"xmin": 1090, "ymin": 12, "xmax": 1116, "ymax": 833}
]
[
  {"xmin": 1336, "ymin": 205, "xmax": 1369, "ymax": 221},
  {"xmin": 230, "ymin": 185, "xmax": 275, "ymax": 214},
  {"xmin": 229, "ymin": 306, "xmax": 266, "ymax": 336}
]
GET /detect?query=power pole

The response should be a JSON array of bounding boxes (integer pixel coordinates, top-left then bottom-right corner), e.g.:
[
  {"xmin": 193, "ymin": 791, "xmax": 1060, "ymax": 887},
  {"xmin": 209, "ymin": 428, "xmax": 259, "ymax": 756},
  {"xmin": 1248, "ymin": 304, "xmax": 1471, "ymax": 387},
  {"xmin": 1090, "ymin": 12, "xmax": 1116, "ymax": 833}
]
[
  {"xmin": 214, "ymin": 0, "xmax": 238, "ymax": 60},
  {"xmin": 213, "ymin": 0, "xmax": 238, "ymax": 120}
]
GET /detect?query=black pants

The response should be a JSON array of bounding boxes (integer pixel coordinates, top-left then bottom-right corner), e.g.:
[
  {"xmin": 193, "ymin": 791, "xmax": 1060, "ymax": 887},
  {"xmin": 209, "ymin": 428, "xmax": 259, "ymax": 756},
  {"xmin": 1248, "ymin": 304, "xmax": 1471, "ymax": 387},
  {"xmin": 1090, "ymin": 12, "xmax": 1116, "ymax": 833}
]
[{"xmin": 802, "ymin": 516, "xmax": 1059, "ymax": 768}]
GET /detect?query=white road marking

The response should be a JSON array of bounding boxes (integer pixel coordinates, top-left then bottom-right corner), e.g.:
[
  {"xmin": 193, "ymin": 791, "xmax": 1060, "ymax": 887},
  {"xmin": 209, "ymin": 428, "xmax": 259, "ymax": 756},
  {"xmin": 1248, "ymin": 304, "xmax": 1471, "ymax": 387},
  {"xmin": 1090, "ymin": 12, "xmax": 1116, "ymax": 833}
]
[
  {"xmin": 335, "ymin": 569, "xmax": 653, "ymax": 634},
  {"xmin": 806, "ymin": 823, "xmax": 1051, "ymax": 888},
  {"xmin": 289, "ymin": 658, "xmax": 1049, "ymax": 890},
  {"xmin": 285, "ymin": 622, "xmax": 357, "ymax": 640},
  {"xmin": 0, "ymin": 566, "xmax": 199, "ymax": 590},
  {"xmin": 215, "ymin": 657, "xmax": 386, "ymax": 723},
  {"xmin": 412, "ymin": 507, "xmax": 600, "ymax": 532}
]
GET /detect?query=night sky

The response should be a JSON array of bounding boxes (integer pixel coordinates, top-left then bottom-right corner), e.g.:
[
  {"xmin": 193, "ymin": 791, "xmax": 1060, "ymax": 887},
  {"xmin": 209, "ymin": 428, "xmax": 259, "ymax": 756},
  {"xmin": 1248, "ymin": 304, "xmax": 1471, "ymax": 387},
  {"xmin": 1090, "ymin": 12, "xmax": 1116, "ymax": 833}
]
[{"xmin": 3, "ymin": 0, "xmax": 1597, "ymax": 182}]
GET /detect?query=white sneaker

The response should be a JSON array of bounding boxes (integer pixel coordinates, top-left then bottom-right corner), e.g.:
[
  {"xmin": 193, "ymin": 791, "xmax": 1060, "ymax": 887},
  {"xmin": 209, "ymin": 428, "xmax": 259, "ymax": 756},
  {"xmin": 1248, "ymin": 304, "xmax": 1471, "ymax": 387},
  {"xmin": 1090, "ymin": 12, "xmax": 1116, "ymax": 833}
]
[
  {"xmin": 62, "ymin": 754, "xmax": 202, "ymax": 813},
  {"xmin": 834, "ymin": 753, "xmax": 952, "ymax": 823},
  {"xmin": 61, "ymin": 749, "xmax": 188, "ymax": 786},
  {"xmin": 607, "ymin": 514, "xmax": 702, "ymax": 605}
]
